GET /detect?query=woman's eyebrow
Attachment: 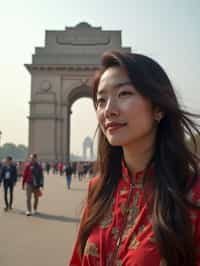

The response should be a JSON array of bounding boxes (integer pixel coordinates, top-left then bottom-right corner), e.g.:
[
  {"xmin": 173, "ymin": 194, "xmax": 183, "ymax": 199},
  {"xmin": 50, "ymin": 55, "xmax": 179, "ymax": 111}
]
[
  {"xmin": 96, "ymin": 89, "xmax": 106, "ymax": 96},
  {"xmin": 114, "ymin": 80, "xmax": 132, "ymax": 88},
  {"xmin": 97, "ymin": 80, "xmax": 132, "ymax": 96}
]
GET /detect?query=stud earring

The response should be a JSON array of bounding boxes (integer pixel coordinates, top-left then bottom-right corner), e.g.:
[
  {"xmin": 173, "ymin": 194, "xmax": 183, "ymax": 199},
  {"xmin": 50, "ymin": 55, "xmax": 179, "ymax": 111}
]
[{"xmin": 155, "ymin": 114, "xmax": 162, "ymax": 122}]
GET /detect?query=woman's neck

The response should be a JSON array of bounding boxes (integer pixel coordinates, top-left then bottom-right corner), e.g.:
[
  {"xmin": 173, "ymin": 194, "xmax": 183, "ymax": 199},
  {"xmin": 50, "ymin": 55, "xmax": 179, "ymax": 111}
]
[{"xmin": 122, "ymin": 139, "xmax": 155, "ymax": 177}]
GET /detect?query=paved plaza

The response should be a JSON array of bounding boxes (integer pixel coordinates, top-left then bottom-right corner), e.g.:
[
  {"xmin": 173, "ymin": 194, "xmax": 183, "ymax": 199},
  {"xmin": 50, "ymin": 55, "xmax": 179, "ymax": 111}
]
[{"xmin": 0, "ymin": 173, "xmax": 88, "ymax": 266}]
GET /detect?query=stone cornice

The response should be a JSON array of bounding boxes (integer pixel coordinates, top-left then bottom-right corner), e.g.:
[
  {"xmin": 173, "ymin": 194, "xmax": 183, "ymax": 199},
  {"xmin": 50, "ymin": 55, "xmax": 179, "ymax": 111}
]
[
  {"xmin": 25, "ymin": 64, "xmax": 99, "ymax": 73},
  {"xmin": 28, "ymin": 115, "xmax": 63, "ymax": 121},
  {"xmin": 29, "ymin": 100, "xmax": 56, "ymax": 105}
]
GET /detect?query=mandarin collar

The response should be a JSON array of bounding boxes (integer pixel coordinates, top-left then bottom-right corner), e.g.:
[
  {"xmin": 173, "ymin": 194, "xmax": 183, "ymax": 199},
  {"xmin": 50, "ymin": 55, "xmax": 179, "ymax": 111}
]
[{"xmin": 122, "ymin": 160, "xmax": 154, "ymax": 186}]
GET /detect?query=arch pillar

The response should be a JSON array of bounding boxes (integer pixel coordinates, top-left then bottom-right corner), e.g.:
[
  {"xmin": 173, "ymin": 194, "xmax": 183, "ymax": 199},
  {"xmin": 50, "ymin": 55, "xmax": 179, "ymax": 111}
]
[{"xmin": 64, "ymin": 105, "xmax": 71, "ymax": 163}]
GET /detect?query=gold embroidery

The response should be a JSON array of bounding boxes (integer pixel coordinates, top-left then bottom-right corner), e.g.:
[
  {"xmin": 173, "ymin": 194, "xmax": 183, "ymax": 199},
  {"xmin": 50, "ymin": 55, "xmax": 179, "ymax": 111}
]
[
  {"xmin": 111, "ymin": 227, "xmax": 120, "ymax": 240},
  {"xmin": 84, "ymin": 242, "xmax": 99, "ymax": 257},
  {"xmin": 128, "ymin": 225, "xmax": 148, "ymax": 250},
  {"xmin": 120, "ymin": 202, "xmax": 127, "ymax": 216},
  {"xmin": 137, "ymin": 224, "xmax": 146, "ymax": 234},
  {"xmin": 122, "ymin": 191, "xmax": 141, "ymax": 240},
  {"xmin": 149, "ymin": 236, "xmax": 157, "ymax": 244},
  {"xmin": 120, "ymin": 188, "xmax": 128, "ymax": 196},
  {"xmin": 129, "ymin": 236, "xmax": 140, "ymax": 249},
  {"xmin": 99, "ymin": 199, "xmax": 114, "ymax": 228},
  {"xmin": 100, "ymin": 214, "xmax": 113, "ymax": 228},
  {"xmin": 106, "ymin": 253, "xmax": 123, "ymax": 266}
]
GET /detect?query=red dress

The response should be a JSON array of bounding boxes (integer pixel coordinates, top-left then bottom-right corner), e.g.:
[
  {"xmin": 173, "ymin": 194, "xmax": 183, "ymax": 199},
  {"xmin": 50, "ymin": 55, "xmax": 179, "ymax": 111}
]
[{"xmin": 69, "ymin": 164, "xmax": 200, "ymax": 266}]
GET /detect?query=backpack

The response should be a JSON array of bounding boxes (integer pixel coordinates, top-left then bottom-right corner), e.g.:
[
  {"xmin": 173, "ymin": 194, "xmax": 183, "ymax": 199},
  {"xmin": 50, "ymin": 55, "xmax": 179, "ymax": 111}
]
[{"xmin": 31, "ymin": 163, "xmax": 43, "ymax": 188}]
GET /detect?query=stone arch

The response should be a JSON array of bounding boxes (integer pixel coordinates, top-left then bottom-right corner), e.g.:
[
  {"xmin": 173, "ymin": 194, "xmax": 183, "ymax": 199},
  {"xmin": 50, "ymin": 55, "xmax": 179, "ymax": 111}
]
[
  {"xmin": 25, "ymin": 23, "xmax": 131, "ymax": 162},
  {"xmin": 67, "ymin": 84, "xmax": 92, "ymax": 107}
]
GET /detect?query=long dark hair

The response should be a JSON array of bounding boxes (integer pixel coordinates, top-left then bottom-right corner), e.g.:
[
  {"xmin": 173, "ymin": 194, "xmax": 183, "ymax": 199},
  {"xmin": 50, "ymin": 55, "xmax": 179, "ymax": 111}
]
[{"xmin": 79, "ymin": 51, "xmax": 200, "ymax": 265}]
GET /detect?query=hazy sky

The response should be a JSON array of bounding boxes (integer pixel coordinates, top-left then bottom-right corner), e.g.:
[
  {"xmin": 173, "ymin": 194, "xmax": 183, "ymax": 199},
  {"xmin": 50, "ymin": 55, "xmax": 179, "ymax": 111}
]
[{"xmin": 0, "ymin": 0, "xmax": 199, "ymax": 155}]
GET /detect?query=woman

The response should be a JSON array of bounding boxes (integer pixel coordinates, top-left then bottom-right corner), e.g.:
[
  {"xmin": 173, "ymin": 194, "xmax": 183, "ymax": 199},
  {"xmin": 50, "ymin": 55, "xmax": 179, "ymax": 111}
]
[{"xmin": 69, "ymin": 51, "xmax": 200, "ymax": 266}]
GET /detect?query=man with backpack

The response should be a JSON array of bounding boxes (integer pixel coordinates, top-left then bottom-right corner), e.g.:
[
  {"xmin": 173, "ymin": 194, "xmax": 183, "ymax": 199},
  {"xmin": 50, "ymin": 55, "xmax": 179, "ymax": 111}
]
[{"xmin": 22, "ymin": 153, "xmax": 44, "ymax": 216}]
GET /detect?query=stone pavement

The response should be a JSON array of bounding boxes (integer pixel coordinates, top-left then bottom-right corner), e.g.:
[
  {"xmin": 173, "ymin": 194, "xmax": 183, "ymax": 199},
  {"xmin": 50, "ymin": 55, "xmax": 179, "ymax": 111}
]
[{"xmin": 0, "ymin": 173, "xmax": 88, "ymax": 266}]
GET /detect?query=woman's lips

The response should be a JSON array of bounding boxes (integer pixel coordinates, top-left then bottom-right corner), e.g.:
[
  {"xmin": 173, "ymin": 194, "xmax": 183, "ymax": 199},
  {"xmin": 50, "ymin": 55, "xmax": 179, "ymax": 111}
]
[{"xmin": 105, "ymin": 122, "xmax": 127, "ymax": 132}]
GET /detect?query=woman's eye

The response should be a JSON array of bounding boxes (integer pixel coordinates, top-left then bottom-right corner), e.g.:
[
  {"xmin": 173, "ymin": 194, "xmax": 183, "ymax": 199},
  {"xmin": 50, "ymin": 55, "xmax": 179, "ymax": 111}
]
[
  {"xmin": 96, "ymin": 98, "xmax": 106, "ymax": 107},
  {"xmin": 119, "ymin": 91, "xmax": 133, "ymax": 97}
]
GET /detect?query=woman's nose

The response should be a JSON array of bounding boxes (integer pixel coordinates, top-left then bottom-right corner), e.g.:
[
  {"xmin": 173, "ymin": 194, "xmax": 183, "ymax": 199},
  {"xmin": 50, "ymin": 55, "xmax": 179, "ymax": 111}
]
[{"xmin": 104, "ymin": 98, "xmax": 119, "ymax": 118}]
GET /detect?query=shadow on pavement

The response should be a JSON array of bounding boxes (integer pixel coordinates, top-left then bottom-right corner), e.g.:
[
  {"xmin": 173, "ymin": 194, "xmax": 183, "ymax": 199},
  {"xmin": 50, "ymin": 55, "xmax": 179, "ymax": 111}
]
[{"xmin": 12, "ymin": 208, "xmax": 80, "ymax": 223}]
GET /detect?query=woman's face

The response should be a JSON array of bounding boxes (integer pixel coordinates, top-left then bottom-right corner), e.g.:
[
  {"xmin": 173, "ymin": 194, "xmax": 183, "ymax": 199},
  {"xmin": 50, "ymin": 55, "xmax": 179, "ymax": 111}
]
[{"xmin": 96, "ymin": 66, "xmax": 159, "ymax": 148}]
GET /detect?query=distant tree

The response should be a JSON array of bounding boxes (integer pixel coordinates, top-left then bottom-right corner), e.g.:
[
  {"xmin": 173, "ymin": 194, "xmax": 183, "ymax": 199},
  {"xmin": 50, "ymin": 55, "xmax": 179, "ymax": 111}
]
[
  {"xmin": 0, "ymin": 143, "xmax": 28, "ymax": 161},
  {"xmin": 16, "ymin": 144, "xmax": 28, "ymax": 160},
  {"xmin": 1, "ymin": 143, "xmax": 17, "ymax": 158}
]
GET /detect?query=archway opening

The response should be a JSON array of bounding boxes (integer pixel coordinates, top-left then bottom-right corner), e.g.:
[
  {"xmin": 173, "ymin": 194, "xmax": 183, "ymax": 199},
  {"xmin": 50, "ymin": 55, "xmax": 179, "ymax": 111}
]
[{"xmin": 70, "ymin": 97, "xmax": 97, "ymax": 162}]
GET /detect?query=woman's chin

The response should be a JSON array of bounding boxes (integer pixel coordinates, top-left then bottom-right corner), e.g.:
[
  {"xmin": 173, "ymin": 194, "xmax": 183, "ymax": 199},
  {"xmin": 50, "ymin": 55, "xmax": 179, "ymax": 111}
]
[{"xmin": 107, "ymin": 137, "xmax": 127, "ymax": 147}]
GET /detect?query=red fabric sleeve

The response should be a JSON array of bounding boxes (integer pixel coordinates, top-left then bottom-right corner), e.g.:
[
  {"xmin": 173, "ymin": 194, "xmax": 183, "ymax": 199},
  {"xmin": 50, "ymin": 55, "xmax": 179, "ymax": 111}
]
[
  {"xmin": 69, "ymin": 176, "xmax": 100, "ymax": 265},
  {"xmin": 69, "ymin": 206, "xmax": 88, "ymax": 265}
]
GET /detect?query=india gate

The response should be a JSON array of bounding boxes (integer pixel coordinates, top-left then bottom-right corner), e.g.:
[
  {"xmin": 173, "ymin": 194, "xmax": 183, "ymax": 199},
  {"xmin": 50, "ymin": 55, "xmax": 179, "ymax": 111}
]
[{"xmin": 25, "ymin": 22, "xmax": 131, "ymax": 162}]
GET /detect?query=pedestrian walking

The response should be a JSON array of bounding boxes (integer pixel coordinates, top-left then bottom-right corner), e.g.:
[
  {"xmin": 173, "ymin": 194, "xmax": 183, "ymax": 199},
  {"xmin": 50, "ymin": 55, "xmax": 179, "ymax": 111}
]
[
  {"xmin": 22, "ymin": 153, "xmax": 44, "ymax": 216},
  {"xmin": 64, "ymin": 162, "xmax": 73, "ymax": 189},
  {"xmin": 0, "ymin": 156, "xmax": 17, "ymax": 211}
]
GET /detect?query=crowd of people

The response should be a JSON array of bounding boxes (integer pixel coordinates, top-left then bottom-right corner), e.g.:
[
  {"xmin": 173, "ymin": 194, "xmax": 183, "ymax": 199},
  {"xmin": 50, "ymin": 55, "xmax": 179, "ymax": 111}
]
[{"xmin": 0, "ymin": 154, "xmax": 95, "ymax": 216}]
